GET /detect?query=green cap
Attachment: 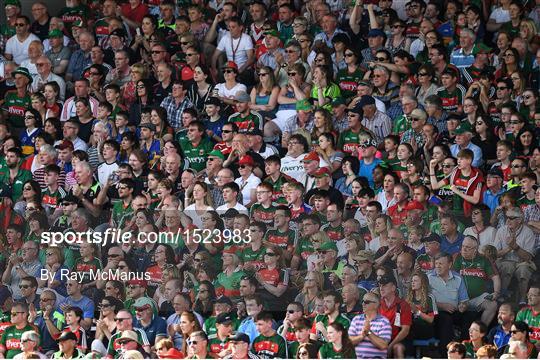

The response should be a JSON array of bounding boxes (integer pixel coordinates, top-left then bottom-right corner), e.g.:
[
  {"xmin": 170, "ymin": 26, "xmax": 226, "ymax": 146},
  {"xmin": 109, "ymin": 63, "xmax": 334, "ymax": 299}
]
[
  {"xmin": 48, "ymin": 29, "xmax": 63, "ymax": 38},
  {"xmin": 473, "ymin": 43, "xmax": 492, "ymax": 55},
  {"xmin": 331, "ymin": 97, "xmax": 346, "ymax": 106},
  {"xmin": 4, "ymin": 0, "xmax": 21, "ymax": 7},
  {"xmin": 454, "ymin": 121, "xmax": 473, "ymax": 135},
  {"xmin": 264, "ymin": 29, "xmax": 280, "ymax": 38},
  {"xmin": 317, "ymin": 241, "xmax": 338, "ymax": 252},
  {"xmin": 208, "ymin": 150, "xmax": 225, "ymax": 161},
  {"xmin": 11, "ymin": 67, "xmax": 32, "ymax": 82},
  {"xmin": 72, "ymin": 19, "xmax": 86, "ymax": 28},
  {"xmin": 296, "ymin": 99, "xmax": 313, "ymax": 112}
]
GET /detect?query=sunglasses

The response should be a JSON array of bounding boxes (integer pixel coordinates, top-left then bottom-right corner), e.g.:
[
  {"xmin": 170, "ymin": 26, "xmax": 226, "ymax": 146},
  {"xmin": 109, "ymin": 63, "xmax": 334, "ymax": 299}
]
[
  {"xmin": 285, "ymin": 49, "xmax": 297, "ymax": 53},
  {"xmin": 418, "ymin": 72, "xmax": 428, "ymax": 76},
  {"xmin": 222, "ymin": 130, "xmax": 232, "ymax": 133},
  {"xmin": 299, "ymin": 352, "xmax": 309, "ymax": 356},
  {"xmin": 224, "ymin": 69, "xmax": 235, "ymax": 74},
  {"xmin": 108, "ymin": 254, "xmax": 120, "ymax": 258},
  {"xmin": 11, "ymin": 312, "xmax": 25, "ymax": 316},
  {"xmin": 15, "ymin": 23, "xmax": 26, "ymax": 27},
  {"xmin": 344, "ymin": 52, "xmax": 355, "ymax": 57},
  {"xmin": 151, "ymin": 50, "xmax": 165, "ymax": 54},
  {"xmin": 497, "ymin": 87, "xmax": 508, "ymax": 90},
  {"xmin": 135, "ymin": 306, "xmax": 150, "ymax": 312},
  {"xmin": 118, "ymin": 340, "xmax": 134, "ymax": 345},
  {"xmin": 510, "ymin": 330, "xmax": 521, "ymax": 334},
  {"xmin": 187, "ymin": 340, "xmax": 199, "ymax": 346},
  {"xmin": 115, "ymin": 318, "xmax": 131, "ymax": 322},
  {"xmin": 475, "ymin": 121, "xmax": 484, "ymax": 125},
  {"xmin": 19, "ymin": 285, "xmax": 30, "ymax": 289},
  {"xmin": 287, "ymin": 309, "xmax": 297, "ymax": 313},
  {"xmin": 362, "ymin": 300, "xmax": 376, "ymax": 304},
  {"xmin": 411, "ymin": 117, "xmax": 421, "ymax": 122},
  {"xmin": 257, "ymin": 72, "xmax": 268, "ymax": 77},
  {"xmin": 287, "ymin": 72, "xmax": 297, "ymax": 76},
  {"xmin": 180, "ymin": 41, "xmax": 191, "ymax": 45},
  {"xmin": 509, "ymin": 121, "xmax": 521, "ymax": 124}
]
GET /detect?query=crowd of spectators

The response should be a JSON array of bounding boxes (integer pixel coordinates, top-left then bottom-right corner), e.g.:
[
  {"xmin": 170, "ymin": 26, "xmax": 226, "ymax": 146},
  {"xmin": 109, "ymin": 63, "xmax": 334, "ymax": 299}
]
[{"xmin": 0, "ymin": 0, "xmax": 538, "ymax": 358}]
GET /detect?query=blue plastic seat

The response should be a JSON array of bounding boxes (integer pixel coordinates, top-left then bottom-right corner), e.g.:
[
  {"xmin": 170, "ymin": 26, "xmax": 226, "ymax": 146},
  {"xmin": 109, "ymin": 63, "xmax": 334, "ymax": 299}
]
[{"xmin": 413, "ymin": 338, "xmax": 439, "ymax": 358}]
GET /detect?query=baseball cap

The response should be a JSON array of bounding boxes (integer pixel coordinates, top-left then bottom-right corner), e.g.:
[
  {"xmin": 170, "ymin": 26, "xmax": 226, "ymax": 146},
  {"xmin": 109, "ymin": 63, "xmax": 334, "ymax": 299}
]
[
  {"xmin": 127, "ymin": 279, "xmax": 148, "ymax": 287},
  {"xmin": 302, "ymin": 151, "xmax": 320, "ymax": 162},
  {"xmin": 109, "ymin": 28, "xmax": 127, "ymax": 38},
  {"xmin": 58, "ymin": 331, "xmax": 78, "ymax": 342},
  {"xmin": 317, "ymin": 241, "xmax": 338, "ymax": 252},
  {"xmin": 264, "ymin": 29, "xmax": 280, "ymax": 38},
  {"xmin": 223, "ymin": 61, "xmax": 238, "ymax": 71},
  {"xmin": 208, "ymin": 150, "xmax": 225, "ymax": 161},
  {"xmin": 331, "ymin": 97, "xmax": 346, "ymax": 106},
  {"xmin": 238, "ymin": 155, "xmax": 255, "ymax": 167},
  {"xmin": 367, "ymin": 29, "xmax": 385, "ymax": 38},
  {"xmin": 133, "ymin": 297, "xmax": 154, "ymax": 309},
  {"xmin": 117, "ymin": 330, "xmax": 141, "ymax": 344},
  {"xmin": 355, "ymin": 250, "xmax": 374, "ymax": 263},
  {"xmin": 378, "ymin": 274, "xmax": 397, "ymax": 286},
  {"xmin": 229, "ymin": 332, "xmax": 250, "ymax": 343},
  {"xmin": 234, "ymin": 91, "xmax": 251, "ymax": 103},
  {"xmin": 4, "ymin": 0, "xmax": 20, "ymax": 7},
  {"xmin": 349, "ymin": 104, "xmax": 363, "ymax": 115},
  {"xmin": 214, "ymin": 296, "xmax": 233, "ymax": 306},
  {"xmin": 247, "ymin": 128, "xmax": 263, "ymax": 137},
  {"xmin": 487, "ymin": 167, "xmax": 503, "ymax": 178},
  {"xmin": 48, "ymin": 29, "xmax": 63, "ymax": 38},
  {"xmin": 357, "ymin": 95, "xmax": 375, "ymax": 108},
  {"xmin": 205, "ymin": 97, "xmax": 221, "ymax": 107},
  {"xmin": 72, "ymin": 19, "xmax": 86, "ymax": 28},
  {"xmin": 296, "ymin": 99, "xmax": 313, "ymax": 112},
  {"xmin": 454, "ymin": 122, "xmax": 473, "ymax": 135},
  {"xmin": 216, "ymin": 312, "xmax": 234, "ymax": 324},
  {"xmin": 312, "ymin": 167, "xmax": 331, "ymax": 178},
  {"xmin": 55, "ymin": 140, "xmax": 74, "ymax": 151}
]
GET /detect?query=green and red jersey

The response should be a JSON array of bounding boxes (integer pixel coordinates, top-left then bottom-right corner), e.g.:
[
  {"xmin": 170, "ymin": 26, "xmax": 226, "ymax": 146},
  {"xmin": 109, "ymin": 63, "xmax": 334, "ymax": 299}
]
[
  {"xmin": 250, "ymin": 203, "xmax": 276, "ymax": 226},
  {"xmin": 214, "ymin": 269, "xmax": 246, "ymax": 298},
  {"xmin": 437, "ymin": 85, "xmax": 466, "ymax": 113},
  {"xmin": 4, "ymin": 91, "xmax": 31, "ymax": 129},
  {"xmin": 228, "ymin": 112, "xmax": 262, "ymax": 133},
  {"xmin": 0, "ymin": 324, "xmax": 36, "ymax": 359},
  {"xmin": 241, "ymin": 246, "xmax": 266, "ymax": 272},
  {"xmin": 310, "ymin": 314, "xmax": 351, "ymax": 342},
  {"xmin": 265, "ymin": 228, "xmax": 297, "ymax": 253},
  {"xmin": 180, "ymin": 137, "xmax": 214, "ymax": 172},
  {"xmin": 337, "ymin": 129, "xmax": 361, "ymax": 155},
  {"xmin": 452, "ymin": 254, "xmax": 494, "ymax": 299},
  {"xmin": 318, "ymin": 342, "xmax": 356, "ymax": 359},
  {"xmin": 516, "ymin": 306, "xmax": 540, "ymax": 342},
  {"xmin": 72, "ymin": 257, "xmax": 102, "ymax": 284},
  {"xmin": 208, "ymin": 336, "xmax": 231, "ymax": 356},
  {"xmin": 252, "ymin": 332, "xmax": 288, "ymax": 358},
  {"xmin": 263, "ymin": 174, "xmax": 292, "ymax": 204},
  {"xmin": 320, "ymin": 223, "xmax": 345, "ymax": 241}
]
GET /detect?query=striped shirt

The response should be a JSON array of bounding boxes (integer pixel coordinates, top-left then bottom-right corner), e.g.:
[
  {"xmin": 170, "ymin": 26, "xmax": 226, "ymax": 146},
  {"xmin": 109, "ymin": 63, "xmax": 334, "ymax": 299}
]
[
  {"xmin": 349, "ymin": 314, "xmax": 392, "ymax": 359},
  {"xmin": 362, "ymin": 111, "xmax": 392, "ymax": 145}
]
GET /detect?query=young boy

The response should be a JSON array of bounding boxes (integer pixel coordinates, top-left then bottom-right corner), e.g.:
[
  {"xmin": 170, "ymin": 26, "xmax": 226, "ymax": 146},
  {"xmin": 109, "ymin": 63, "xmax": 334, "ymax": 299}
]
[
  {"xmin": 94, "ymin": 101, "xmax": 114, "ymax": 137},
  {"xmin": 517, "ymin": 172, "xmax": 537, "ymax": 210},
  {"xmin": 446, "ymin": 149, "xmax": 484, "ymax": 218},
  {"xmin": 250, "ymin": 182, "xmax": 276, "ymax": 227},
  {"xmin": 42, "ymin": 164, "xmax": 67, "ymax": 218}
]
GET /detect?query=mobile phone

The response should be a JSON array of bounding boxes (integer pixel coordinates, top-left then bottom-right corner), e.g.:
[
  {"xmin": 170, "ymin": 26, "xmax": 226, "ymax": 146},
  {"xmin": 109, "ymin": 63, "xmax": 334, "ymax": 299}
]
[{"xmin": 136, "ymin": 27, "xmax": 141, "ymax": 36}]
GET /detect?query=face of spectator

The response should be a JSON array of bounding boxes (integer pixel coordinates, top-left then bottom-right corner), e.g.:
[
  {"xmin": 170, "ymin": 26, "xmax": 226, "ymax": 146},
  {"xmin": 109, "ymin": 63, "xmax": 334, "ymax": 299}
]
[
  {"xmin": 372, "ymin": 69, "xmax": 388, "ymax": 87},
  {"xmin": 15, "ymin": 17, "xmax": 29, "ymax": 35}
]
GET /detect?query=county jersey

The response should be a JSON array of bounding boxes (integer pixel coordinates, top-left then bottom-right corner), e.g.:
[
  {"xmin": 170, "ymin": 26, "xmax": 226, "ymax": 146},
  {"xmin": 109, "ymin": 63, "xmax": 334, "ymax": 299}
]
[
  {"xmin": 180, "ymin": 137, "xmax": 214, "ymax": 172},
  {"xmin": 516, "ymin": 306, "xmax": 540, "ymax": 342},
  {"xmin": 318, "ymin": 342, "xmax": 356, "ymax": 359},
  {"xmin": 310, "ymin": 314, "xmax": 351, "ymax": 342},
  {"xmin": 250, "ymin": 203, "xmax": 276, "ymax": 226},
  {"xmin": 214, "ymin": 270, "xmax": 246, "ymax": 298},
  {"xmin": 0, "ymin": 324, "xmax": 36, "ymax": 359},
  {"xmin": 436, "ymin": 85, "xmax": 466, "ymax": 113},
  {"xmin": 452, "ymin": 254, "xmax": 494, "ymax": 299},
  {"xmin": 265, "ymin": 228, "xmax": 298, "ymax": 253},
  {"xmin": 227, "ymin": 112, "xmax": 263, "ymax": 133},
  {"xmin": 241, "ymin": 246, "xmax": 266, "ymax": 271},
  {"xmin": 263, "ymin": 174, "xmax": 292, "ymax": 204},
  {"xmin": 252, "ymin": 333, "xmax": 288, "ymax": 358},
  {"xmin": 337, "ymin": 129, "xmax": 361, "ymax": 155},
  {"xmin": 4, "ymin": 91, "xmax": 31, "ymax": 129}
]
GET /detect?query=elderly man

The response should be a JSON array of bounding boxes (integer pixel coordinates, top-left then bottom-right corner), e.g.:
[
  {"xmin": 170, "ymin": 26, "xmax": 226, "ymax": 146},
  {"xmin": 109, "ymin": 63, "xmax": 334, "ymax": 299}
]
[
  {"xmin": 450, "ymin": 28, "xmax": 478, "ymax": 71},
  {"xmin": 401, "ymin": 109, "xmax": 428, "ymax": 151},
  {"xmin": 258, "ymin": 30, "xmax": 285, "ymax": 71},
  {"xmin": 494, "ymin": 207, "xmax": 536, "ymax": 305},
  {"xmin": 357, "ymin": 95, "xmax": 391, "ymax": 145},
  {"xmin": 1, "ymin": 241, "xmax": 42, "ymax": 299},
  {"xmin": 349, "ymin": 292, "xmax": 392, "ymax": 359},
  {"xmin": 65, "ymin": 31, "xmax": 94, "ymax": 82},
  {"xmin": 5, "ymin": 15, "xmax": 40, "ymax": 65},
  {"xmin": 371, "ymin": 66, "xmax": 399, "ymax": 108},
  {"xmin": 107, "ymin": 309, "xmax": 151, "ymax": 358},
  {"xmin": 3, "ymin": 67, "xmax": 32, "ymax": 134},
  {"xmin": 72, "ymin": 162, "xmax": 101, "ymax": 217},
  {"xmin": 32, "ymin": 56, "xmax": 65, "ymax": 100},
  {"xmin": 313, "ymin": 13, "xmax": 346, "ymax": 48},
  {"xmin": 453, "ymin": 235, "xmax": 500, "ymax": 326},
  {"xmin": 391, "ymin": 95, "xmax": 419, "ymax": 137},
  {"xmin": 428, "ymin": 252, "xmax": 469, "ymax": 351},
  {"xmin": 450, "ymin": 122, "xmax": 483, "ymax": 168},
  {"xmin": 0, "ymin": 302, "xmax": 35, "ymax": 358}
]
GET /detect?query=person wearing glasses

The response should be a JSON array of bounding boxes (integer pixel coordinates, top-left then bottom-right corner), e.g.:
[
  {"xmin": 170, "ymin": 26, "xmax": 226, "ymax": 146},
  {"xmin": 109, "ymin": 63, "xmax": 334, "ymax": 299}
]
[
  {"xmin": 92, "ymin": 296, "xmax": 124, "ymax": 356},
  {"xmin": 0, "ymin": 302, "xmax": 36, "ymax": 359},
  {"xmin": 31, "ymin": 56, "xmax": 66, "ymax": 101},
  {"xmin": 348, "ymin": 292, "xmax": 392, "ymax": 359},
  {"xmin": 12, "ymin": 330, "xmax": 44, "ymax": 359},
  {"xmin": 132, "ymin": 297, "xmax": 167, "ymax": 349},
  {"xmin": 107, "ymin": 309, "xmax": 151, "ymax": 358},
  {"xmin": 446, "ymin": 341, "xmax": 466, "ymax": 359},
  {"xmin": 185, "ymin": 331, "xmax": 211, "ymax": 359},
  {"xmin": 500, "ymin": 321, "xmax": 539, "ymax": 358},
  {"xmin": 114, "ymin": 330, "xmax": 150, "ymax": 359}
]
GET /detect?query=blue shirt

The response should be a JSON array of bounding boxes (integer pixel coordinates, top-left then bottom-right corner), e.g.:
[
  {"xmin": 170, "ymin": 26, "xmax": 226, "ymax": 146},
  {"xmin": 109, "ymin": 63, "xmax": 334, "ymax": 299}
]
[
  {"xmin": 359, "ymin": 158, "xmax": 382, "ymax": 188},
  {"xmin": 66, "ymin": 49, "xmax": 92, "ymax": 81},
  {"xmin": 58, "ymin": 295, "xmax": 95, "ymax": 320},
  {"xmin": 440, "ymin": 233, "xmax": 464, "ymax": 255},
  {"xmin": 450, "ymin": 142, "xmax": 484, "ymax": 168},
  {"xmin": 450, "ymin": 47, "xmax": 476, "ymax": 71},
  {"xmin": 238, "ymin": 317, "xmax": 259, "ymax": 344},
  {"xmin": 483, "ymin": 188, "xmax": 506, "ymax": 214},
  {"xmin": 487, "ymin": 324, "xmax": 511, "ymax": 350},
  {"xmin": 134, "ymin": 315, "xmax": 168, "ymax": 345}
]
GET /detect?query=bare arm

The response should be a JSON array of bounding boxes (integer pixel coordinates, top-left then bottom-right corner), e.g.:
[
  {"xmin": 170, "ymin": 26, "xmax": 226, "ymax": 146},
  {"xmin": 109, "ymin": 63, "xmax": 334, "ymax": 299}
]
[
  {"xmin": 53, "ymin": 60, "xmax": 69, "ymax": 75},
  {"xmin": 349, "ymin": 2, "xmax": 363, "ymax": 34}
]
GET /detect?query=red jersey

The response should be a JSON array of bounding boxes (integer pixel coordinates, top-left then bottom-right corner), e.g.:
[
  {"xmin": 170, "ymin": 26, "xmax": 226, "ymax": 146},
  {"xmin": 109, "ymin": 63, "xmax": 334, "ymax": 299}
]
[{"xmin": 379, "ymin": 296, "xmax": 413, "ymax": 339}]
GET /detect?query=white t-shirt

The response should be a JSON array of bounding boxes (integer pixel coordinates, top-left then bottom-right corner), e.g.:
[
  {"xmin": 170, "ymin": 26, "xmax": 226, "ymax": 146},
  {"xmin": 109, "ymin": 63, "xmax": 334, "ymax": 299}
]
[
  {"xmin": 184, "ymin": 204, "xmax": 214, "ymax": 229},
  {"xmin": 5, "ymin": 33, "xmax": 40, "ymax": 65},
  {"xmin": 235, "ymin": 173, "xmax": 261, "ymax": 206},
  {"xmin": 217, "ymin": 33, "xmax": 253, "ymax": 69},
  {"xmin": 216, "ymin": 202, "xmax": 248, "ymax": 215},
  {"xmin": 280, "ymin": 153, "xmax": 307, "ymax": 180},
  {"xmin": 214, "ymin": 82, "xmax": 247, "ymax": 100},
  {"xmin": 489, "ymin": 7, "xmax": 511, "ymax": 23},
  {"xmin": 97, "ymin": 162, "xmax": 119, "ymax": 187}
]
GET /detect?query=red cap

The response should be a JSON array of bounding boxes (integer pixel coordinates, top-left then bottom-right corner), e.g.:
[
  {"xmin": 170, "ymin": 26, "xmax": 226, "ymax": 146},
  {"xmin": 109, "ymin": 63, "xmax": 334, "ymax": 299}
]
[
  {"xmin": 302, "ymin": 151, "xmax": 320, "ymax": 162},
  {"xmin": 160, "ymin": 348, "xmax": 185, "ymax": 359},
  {"xmin": 55, "ymin": 140, "xmax": 74, "ymax": 151},
  {"xmin": 127, "ymin": 279, "xmax": 148, "ymax": 287},
  {"xmin": 223, "ymin": 247, "xmax": 236, "ymax": 255},
  {"xmin": 313, "ymin": 167, "xmax": 331, "ymax": 178},
  {"xmin": 404, "ymin": 200, "xmax": 425, "ymax": 211},
  {"xmin": 223, "ymin": 61, "xmax": 238, "ymax": 71},
  {"xmin": 238, "ymin": 155, "xmax": 255, "ymax": 167}
]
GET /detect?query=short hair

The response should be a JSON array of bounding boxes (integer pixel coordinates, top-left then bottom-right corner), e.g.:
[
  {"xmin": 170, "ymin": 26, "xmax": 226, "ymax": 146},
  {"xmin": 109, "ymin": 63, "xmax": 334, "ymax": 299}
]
[
  {"xmin": 44, "ymin": 164, "xmax": 61, "ymax": 175},
  {"xmin": 274, "ymin": 205, "xmax": 291, "ymax": 217},
  {"xmin": 255, "ymin": 311, "xmax": 274, "ymax": 322},
  {"xmin": 265, "ymin": 155, "xmax": 281, "ymax": 165},
  {"xmin": 223, "ymin": 181, "xmax": 240, "ymax": 193},
  {"xmin": 457, "ymin": 148, "xmax": 474, "ymax": 160},
  {"xmin": 21, "ymin": 276, "xmax": 38, "ymax": 288},
  {"xmin": 103, "ymin": 139, "xmax": 120, "ymax": 152},
  {"xmin": 322, "ymin": 290, "xmax": 343, "ymax": 305}
]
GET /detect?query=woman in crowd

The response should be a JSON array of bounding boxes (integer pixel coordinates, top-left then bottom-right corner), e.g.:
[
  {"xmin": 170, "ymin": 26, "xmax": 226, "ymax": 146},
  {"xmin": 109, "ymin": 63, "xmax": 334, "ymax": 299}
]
[
  {"xmin": 335, "ymin": 157, "xmax": 360, "ymax": 197},
  {"xmin": 295, "ymin": 270, "xmax": 324, "ymax": 315},
  {"xmin": 472, "ymin": 115, "xmax": 497, "ymax": 166},
  {"xmin": 250, "ymin": 66, "xmax": 279, "ymax": 120},
  {"xmin": 187, "ymin": 65, "xmax": 215, "ymax": 114},
  {"xmin": 375, "ymin": 172, "xmax": 399, "ymax": 212},
  {"xmin": 368, "ymin": 214, "xmax": 392, "ymax": 252},
  {"xmin": 415, "ymin": 64, "xmax": 438, "ymax": 107},
  {"xmin": 335, "ymin": 46, "xmax": 363, "ymax": 102},
  {"xmin": 500, "ymin": 321, "xmax": 538, "ymax": 358},
  {"xmin": 318, "ymin": 322, "xmax": 355, "ymax": 358},
  {"xmin": 93, "ymin": 297, "xmax": 124, "ymax": 355}
]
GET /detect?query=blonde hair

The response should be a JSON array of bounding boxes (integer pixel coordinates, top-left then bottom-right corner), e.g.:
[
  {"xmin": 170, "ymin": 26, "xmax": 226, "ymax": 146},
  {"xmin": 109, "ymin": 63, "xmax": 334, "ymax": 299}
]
[{"xmin": 519, "ymin": 19, "xmax": 537, "ymax": 43}]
